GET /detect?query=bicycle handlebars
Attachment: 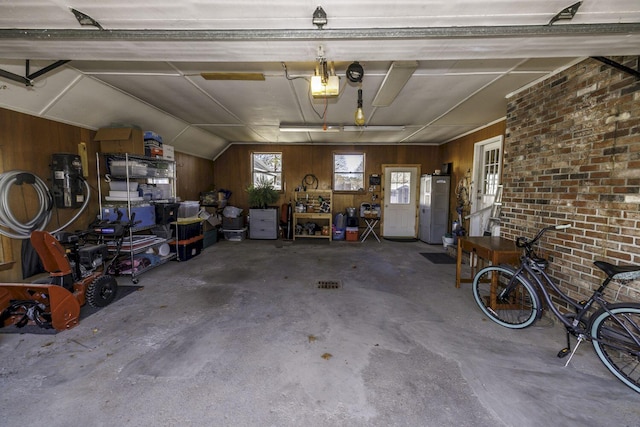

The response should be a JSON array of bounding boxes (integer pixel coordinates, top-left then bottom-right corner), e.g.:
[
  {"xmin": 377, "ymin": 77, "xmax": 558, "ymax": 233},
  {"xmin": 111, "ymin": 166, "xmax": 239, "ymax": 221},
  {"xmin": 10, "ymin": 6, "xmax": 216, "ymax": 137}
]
[{"xmin": 516, "ymin": 224, "xmax": 571, "ymax": 249}]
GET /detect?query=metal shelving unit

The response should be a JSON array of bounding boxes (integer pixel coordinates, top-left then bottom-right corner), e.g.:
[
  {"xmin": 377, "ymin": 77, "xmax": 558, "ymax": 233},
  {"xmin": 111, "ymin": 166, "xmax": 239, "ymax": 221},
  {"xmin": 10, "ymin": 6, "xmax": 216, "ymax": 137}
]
[{"xmin": 97, "ymin": 152, "xmax": 177, "ymax": 283}]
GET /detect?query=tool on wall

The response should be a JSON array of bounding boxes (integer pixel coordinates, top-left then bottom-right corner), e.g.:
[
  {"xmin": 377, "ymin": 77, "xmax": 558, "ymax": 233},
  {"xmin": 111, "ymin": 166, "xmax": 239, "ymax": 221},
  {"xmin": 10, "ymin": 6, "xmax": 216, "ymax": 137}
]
[
  {"xmin": 51, "ymin": 153, "xmax": 85, "ymax": 209},
  {"xmin": 0, "ymin": 154, "xmax": 91, "ymax": 239}
]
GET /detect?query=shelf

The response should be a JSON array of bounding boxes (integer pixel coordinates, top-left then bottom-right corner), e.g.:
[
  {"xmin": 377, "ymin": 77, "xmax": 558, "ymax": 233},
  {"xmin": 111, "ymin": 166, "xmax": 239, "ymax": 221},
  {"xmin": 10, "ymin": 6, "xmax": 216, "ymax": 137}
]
[
  {"xmin": 107, "ymin": 236, "xmax": 168, "ymax": 254},
  {"xmin": 98, "ymin": 152, "xmax": 178, "ymax": 282},
  {"xmin": 295, "ymin": 233, "xmax": 329, "ymax": 239},
  {"xmin": 293, "ymin": 189, "xmax": 332, "ymax": 213},
  {"xmin": 293, "ymin": 212, "xmax": 331, "ymax": 219},
  {"xmin": 292, "ymin": 190, "xmax": 333, "ymax": 241},
  {"xmin": 116, "ymin": 253, "xmax": 177, "ymax": 276}
]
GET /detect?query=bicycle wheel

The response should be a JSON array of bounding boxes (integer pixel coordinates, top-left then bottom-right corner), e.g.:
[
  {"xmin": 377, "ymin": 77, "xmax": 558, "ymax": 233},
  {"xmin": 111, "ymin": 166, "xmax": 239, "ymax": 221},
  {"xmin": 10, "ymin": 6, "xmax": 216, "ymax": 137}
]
[
  {"xmin": 590, "ymin": 304, "xmax": 640, "ymax": 394},
  {"xmin": 472, "ymin": 265, "xmax": 539, "ymax": 329}
]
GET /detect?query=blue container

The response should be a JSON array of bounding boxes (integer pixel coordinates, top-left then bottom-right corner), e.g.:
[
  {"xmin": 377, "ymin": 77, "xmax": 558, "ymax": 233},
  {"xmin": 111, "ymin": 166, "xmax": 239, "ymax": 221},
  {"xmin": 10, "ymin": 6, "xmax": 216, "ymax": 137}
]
[
  {"xmin": 332, "ymin": 227, "xmax": 345, "ymax": 240},
  {"xmin": 101, "ymin": 205, "xmax": 156, "ymax": 229}
]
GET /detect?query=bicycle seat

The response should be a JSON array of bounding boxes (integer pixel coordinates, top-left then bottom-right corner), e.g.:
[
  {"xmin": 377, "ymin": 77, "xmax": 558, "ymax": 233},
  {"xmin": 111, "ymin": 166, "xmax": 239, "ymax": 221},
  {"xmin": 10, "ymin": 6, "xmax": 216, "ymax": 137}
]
[{"xmin": 594, "ymin": 261, "xmax": 640, "ymax": 280}]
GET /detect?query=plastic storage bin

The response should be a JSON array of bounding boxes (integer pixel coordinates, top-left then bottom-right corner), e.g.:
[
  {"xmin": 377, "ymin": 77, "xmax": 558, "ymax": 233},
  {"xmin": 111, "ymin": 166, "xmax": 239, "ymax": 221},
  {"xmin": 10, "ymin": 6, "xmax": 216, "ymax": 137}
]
[
  {"xmin": 170, "ymin": 235, "xmax": 203, "ymax": 261},
  {"xmin": 108, "ymin": 160, "xmax": 148, "ymax": 177},
  {"xmin": 101, "ymin": 205, "xmax": 156, "ymax": 229},
  {"xmin": 223, "ymin": 228, "xmax": 247, "ymax": 241},
  {"xmin": 154, "ymin": 203, "xmax": 180, "ymax": 225},
  {"xmin": 203, "ymin": 229, "xmax": 218, "ymax": 248},
  {"xmin": 222, "ymin": 216, "xmax": 244, "ymax": 230},
  {"xmin": 178, "ymin": 201, "xmax": 200, "ymax": 218},
  {"xmin": 346, "ymin": 227, "xmax": 359, "ymax": 241},
  {"xmin": 174, "ymin": 219, "xmax": 202, "ymax": 240},
  {"xmin": 109, "ymin": 181, "xmax": 138, "ymax": 192}
]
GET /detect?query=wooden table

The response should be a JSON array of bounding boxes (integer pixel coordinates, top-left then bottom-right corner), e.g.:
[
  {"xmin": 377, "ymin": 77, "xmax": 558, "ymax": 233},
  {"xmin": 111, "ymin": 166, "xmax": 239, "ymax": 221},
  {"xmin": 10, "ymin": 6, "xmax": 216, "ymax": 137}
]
[{"xmin": 455, "ymin": 236, "xmax": 521, "ymax": 288}]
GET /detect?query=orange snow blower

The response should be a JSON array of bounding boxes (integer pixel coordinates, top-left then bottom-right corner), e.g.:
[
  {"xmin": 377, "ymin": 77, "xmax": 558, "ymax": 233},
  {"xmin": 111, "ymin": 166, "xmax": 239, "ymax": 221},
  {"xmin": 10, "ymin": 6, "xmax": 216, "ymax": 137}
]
[{"xmin": 0, "ymin": 228, "xmax": 121, "ymax": 331}]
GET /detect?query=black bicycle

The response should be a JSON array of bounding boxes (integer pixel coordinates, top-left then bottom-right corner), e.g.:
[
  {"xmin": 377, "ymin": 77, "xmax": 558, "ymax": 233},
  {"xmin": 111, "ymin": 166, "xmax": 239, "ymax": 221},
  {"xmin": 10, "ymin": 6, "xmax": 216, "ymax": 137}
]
[{"xmin": 471, "ymin": 224, "xmax": 640, "ymax": 393}]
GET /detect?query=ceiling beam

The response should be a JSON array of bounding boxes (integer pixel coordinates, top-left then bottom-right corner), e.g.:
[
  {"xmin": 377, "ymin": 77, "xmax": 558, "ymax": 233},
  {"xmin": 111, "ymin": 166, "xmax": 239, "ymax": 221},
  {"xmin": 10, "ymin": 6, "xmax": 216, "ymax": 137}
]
[
  {"xmin": 592, "ymin": 56, "xmax": 640, "ymax": 79},
  {"xmin": 1, "ymin": 23, "xmax": 639, "ymax": 42}
]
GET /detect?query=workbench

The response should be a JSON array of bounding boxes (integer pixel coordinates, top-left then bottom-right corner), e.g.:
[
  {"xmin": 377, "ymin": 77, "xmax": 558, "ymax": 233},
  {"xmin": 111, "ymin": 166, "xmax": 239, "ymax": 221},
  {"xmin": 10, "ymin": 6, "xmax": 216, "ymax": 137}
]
[{"xmin": 455, "ymin": 236, "xmax": 521, "ymax": 288}]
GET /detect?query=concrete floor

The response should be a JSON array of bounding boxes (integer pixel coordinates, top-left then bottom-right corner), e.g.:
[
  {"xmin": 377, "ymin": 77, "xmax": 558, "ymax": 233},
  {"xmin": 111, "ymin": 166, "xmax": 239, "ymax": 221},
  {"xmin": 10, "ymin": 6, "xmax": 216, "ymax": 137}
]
[{"xmin": 1, "ymin": 238, "xmax": 640, "ymax": 426}]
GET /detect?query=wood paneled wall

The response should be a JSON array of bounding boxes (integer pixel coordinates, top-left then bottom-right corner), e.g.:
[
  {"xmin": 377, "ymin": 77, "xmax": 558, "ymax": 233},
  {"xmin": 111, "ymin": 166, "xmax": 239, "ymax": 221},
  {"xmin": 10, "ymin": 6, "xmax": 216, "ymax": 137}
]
[
  {"xmin": 0, "ymin": 108, "xmax": 101, "ymax": 281},
  {"xmin": 214, "ymin": 130, "xmax": 507, "ymax": 221},
  {"xmin": 0, "ymin": 105, "xmax": 504, "ymax": 280},
  {"xmin": 214, "ymin": 144, "xmax": 442, "ymax": 214},
  {"xmin": 438, "ymin": 121, "xmax": 507, "ymax": 228},
  {"xmin": 0, "ymin": 107, "xmax": 213, "ymax": 281},
  {"xmin": 175, "ymin": 151, "xmax": 215, "ymax": 201}
]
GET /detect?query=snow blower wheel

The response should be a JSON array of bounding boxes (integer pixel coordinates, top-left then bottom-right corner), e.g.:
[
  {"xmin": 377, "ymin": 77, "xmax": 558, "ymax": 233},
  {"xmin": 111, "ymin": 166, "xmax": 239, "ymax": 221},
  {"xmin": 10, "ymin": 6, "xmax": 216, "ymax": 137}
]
[{"xmin": 86, "ymin": 275, "xmax": 118, "ymax": 308}]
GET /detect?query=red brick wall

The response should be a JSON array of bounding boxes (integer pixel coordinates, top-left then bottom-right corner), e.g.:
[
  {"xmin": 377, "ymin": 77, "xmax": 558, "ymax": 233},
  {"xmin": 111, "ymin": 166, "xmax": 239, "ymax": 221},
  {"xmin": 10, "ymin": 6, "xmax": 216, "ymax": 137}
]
[{"xmin": 502, "ymin": 57, "xmax": 640, "ymax": 303}]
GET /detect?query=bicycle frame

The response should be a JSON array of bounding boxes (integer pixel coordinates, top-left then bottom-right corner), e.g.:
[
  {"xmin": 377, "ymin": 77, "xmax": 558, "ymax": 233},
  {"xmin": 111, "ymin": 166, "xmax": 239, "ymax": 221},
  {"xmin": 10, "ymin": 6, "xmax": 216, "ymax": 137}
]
[
  {"xmin": 474, "ymin": 224, "xmax": 640, "ymax": 393},
  {"xmin": 505, "ymin": 259, "xmax": 596, "ymax": 335},
  {"xmin": 501, "ymin": 227, "xmax": 638, "ymax": 348}
]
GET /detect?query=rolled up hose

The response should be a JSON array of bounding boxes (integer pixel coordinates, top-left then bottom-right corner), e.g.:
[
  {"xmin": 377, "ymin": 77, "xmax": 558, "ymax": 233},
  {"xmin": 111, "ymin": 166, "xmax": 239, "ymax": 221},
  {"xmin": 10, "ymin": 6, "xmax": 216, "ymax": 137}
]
[{"xmin": 0, "ymin": 170, "xmax": 90, "ymax": 239}]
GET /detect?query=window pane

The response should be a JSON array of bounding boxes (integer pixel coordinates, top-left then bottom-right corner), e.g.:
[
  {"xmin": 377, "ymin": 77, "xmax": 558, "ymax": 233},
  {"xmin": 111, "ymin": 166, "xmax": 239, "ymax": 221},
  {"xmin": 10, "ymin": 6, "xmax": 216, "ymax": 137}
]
[
  {"xmin": 333, "ymin": 153, "xmax": 364, "ymax": 191},
  {"xmin": 252, "ymin": 153, "xmax": 282, "ymax": 190},
  {"xmin": 334, "ymin": 154, "xmax": 364, "ymax": 172},
  {"xmin": 390, "ymin": 171, "xmax": 411, "ymax": 204},
  {"xmin": 482, "ymin": 147, "xmax": 500, "ymax": 196}
]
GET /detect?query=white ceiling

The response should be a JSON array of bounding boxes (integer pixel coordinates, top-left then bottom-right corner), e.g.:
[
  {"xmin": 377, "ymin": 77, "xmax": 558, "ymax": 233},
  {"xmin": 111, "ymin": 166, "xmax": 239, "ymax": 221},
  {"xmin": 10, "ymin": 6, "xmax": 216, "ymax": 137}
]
[{"xmin": 0, "ymin": 1, "xmax": 639, "ymax": 159}]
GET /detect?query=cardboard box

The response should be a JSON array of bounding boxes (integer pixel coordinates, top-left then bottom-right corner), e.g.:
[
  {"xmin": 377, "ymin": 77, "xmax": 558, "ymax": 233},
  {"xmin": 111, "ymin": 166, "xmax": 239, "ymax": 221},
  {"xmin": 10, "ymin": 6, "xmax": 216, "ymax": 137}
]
[{"xmin": 95, "ymin": 127, "xmax": 144, "ymax": 155}]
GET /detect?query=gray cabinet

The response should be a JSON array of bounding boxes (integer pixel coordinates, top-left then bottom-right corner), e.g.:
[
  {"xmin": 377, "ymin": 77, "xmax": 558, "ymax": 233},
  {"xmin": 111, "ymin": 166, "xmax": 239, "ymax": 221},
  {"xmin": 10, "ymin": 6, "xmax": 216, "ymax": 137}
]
[{"xmin": 249, "ymin": 208, "xmax": 278, "ymax": 239}]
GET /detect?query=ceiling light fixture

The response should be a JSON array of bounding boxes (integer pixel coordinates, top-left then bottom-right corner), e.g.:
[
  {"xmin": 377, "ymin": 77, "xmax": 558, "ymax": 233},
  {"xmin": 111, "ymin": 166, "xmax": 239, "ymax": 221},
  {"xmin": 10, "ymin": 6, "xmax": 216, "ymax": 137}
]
[
  {"xmin": 279, "ymin": 124, "xmax": 405, "ymax": 132},
  {"xmin": 372, "ymin": 61, "xmax": 418, "ymax": 107},
  {"xmin": 354, "ymin": 88, "xmax": 366, "ymax": 126},
  {"xmin": 343, "ymin": 125, "xmax": 406, "ymax": 132},
  {"xmin": 548, "ymin": 1, "xmax": 582, "ymax": 25},
  {"xmin": 200, "ymin": 72, "xmax": 265, "ymax": 81},
  {"xmin": 279, "ymin": 125, "xmax": 340, "ymax": 133}
]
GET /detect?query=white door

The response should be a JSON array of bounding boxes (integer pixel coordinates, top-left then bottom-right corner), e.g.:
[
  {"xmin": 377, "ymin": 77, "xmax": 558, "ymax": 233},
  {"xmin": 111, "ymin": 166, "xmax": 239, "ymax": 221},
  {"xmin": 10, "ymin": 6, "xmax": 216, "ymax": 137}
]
[
  {"xmin": 469, "ymin": 136, "xmax": 503, "ymax": 236},
  {"xmin": 382, "ymin": 166, "xmax": 419, "ymax": 237}
]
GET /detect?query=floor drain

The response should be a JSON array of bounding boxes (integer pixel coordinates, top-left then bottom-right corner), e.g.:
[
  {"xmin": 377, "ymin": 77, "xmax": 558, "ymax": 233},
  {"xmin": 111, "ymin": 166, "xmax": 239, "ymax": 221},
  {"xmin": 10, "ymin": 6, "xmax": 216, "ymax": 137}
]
[{"xmin": 317, "ymin": 280, "xmax": 341, "ymax": 289}]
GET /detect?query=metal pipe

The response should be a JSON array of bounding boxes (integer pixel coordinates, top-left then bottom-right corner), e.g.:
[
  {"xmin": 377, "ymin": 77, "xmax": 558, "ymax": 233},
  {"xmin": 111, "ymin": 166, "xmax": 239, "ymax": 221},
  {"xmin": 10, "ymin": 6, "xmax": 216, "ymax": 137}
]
[
  {"xmin": 592, "ymin": 56, "xmax": 640, "ymax": 79},
  {"xmin": 0, "ymin": 23, "xmax": 639, "ymax": 42}
]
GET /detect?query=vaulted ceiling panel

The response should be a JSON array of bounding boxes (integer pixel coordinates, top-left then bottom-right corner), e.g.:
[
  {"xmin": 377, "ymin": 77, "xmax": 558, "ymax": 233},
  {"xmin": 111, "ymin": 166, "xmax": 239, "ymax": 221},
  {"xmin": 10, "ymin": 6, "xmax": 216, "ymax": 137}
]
[
  {"xmin": 43, "ymin": 76, "xmax": 184, "ymax": 133},
  {"xmin": 0, "ymin": 60, "xmax": 82, "ymax": 117},
  {"xmin": 93, "ymin": 74, "xmax": 242, "ymax": 125},
  {"xmin": 172, "ymin": 125, "xmax": 228, "ymax": 159},
  {"xmin": 369, "ymin": 74, "xmax": 501, "ymax": 125},
  {"xmin": 0, "ymin": 0, "xmax": 638, "ymax": 157},
  {"xmin": 431, "ymin": 72, "xmax": 551, "ymax": 127}
]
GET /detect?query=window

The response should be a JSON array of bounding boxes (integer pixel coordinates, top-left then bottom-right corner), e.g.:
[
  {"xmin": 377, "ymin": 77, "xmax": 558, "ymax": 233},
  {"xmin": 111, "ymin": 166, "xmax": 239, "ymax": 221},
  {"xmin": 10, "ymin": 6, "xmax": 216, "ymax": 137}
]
[
  {"xmin": 389, "ymin": 171, "xmax": 411, "ymax": 204},
  {"xmin": 252, "ymin": 152, "xmax": 282, "ymax": 191},
  {"xmin": 333, "ymin": 153, "xmax": 364, "ymax": 191},
  {"xmin": 482, "ymin": 146, "xmax": 501, "ymax": 196}
]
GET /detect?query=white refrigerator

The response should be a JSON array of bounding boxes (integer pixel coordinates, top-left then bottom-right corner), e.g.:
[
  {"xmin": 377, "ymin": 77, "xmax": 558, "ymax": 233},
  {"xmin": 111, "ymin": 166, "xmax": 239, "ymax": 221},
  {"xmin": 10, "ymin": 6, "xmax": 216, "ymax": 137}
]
[{"xmin": 419, "ymin": 174, "xmax": 451, "ymax": 244}]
